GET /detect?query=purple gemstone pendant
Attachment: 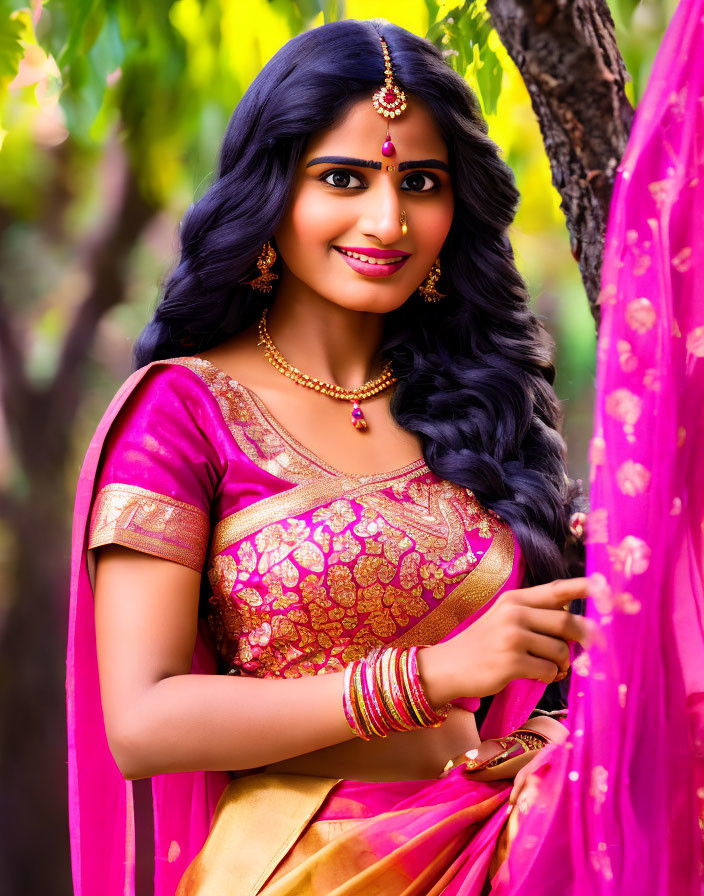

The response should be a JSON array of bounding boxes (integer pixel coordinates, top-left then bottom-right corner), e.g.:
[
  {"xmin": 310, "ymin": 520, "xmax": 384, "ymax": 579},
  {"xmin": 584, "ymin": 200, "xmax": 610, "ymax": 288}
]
[{"xmin": 351, "ymin": 400, "xmax": 368, "ymax": 430}]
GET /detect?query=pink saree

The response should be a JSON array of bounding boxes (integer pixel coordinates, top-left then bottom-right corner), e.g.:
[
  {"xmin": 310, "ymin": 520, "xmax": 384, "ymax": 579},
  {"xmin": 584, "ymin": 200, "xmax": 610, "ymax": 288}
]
[
  {"xmin": 67, "ymin": 0, "xmax": 704, "ymax": 892},
  {"xmin": 68, "ymin": 356, "xmax": 545, "ymax": 896}
]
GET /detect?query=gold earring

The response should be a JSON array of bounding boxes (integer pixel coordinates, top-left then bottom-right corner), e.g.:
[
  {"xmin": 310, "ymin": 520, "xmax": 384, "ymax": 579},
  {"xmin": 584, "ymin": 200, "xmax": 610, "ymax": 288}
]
[
  {"xmin": 418, "ymin": 258, "xmax": 446, "ymax": 303},
  {"xmin": 249, "ymin": 241, "xmax": 279, "ymax": 293},
  {"xmin": 400, "ymin": 210, "xmax": 407, "ymax": 236}
]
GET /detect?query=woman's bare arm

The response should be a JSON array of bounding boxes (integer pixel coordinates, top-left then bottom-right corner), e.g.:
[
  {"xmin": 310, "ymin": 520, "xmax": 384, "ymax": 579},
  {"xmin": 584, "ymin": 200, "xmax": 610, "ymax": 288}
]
[
  {"xmin": 94, "ymin": 544, "xmax": 356, "ymax": 779},
  {"xmin": 94, "ymin": 543, "xmax": 594, "ymax": 780}
]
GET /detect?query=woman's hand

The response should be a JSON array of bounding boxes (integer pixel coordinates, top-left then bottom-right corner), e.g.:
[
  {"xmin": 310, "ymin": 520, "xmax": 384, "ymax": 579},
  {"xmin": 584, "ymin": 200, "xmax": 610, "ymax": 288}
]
[
  {"xmin": 420, "ymin": 577, "xmax": 599, "ymax": 706},
  {"xmin": 441, "ymin": 714, "xmax": 567, "ymax": 781}
]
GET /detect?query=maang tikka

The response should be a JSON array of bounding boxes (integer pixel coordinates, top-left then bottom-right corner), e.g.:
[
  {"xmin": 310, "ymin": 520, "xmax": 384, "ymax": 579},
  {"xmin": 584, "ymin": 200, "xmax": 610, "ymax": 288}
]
[
  {"xmin": 373, "ymin": 35, "xmax": 446, "ymax": 303},
  {"xmin": 372, "ymin": 36, "xmax": 407, "ymax": 157}
]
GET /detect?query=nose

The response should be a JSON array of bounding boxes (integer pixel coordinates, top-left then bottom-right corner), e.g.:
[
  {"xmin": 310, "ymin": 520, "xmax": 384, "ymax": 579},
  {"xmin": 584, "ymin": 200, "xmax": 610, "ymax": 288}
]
[{"xmin": 357, "ymin": 177, "xmax": 405, "ymax": 246}]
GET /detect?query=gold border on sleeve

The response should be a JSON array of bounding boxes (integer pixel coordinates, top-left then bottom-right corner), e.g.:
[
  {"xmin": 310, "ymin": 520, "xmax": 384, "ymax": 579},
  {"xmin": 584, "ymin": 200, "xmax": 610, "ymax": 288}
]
[{"xmin": 88, "ymin": 482, "xmax": 210, "ymax": 572}]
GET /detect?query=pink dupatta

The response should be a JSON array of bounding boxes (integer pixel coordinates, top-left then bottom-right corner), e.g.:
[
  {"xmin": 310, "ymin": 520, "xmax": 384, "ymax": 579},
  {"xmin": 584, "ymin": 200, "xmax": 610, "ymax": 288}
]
[{"xmin": 494, "ymin": 0, "xmax": 704, "ymax": 891}]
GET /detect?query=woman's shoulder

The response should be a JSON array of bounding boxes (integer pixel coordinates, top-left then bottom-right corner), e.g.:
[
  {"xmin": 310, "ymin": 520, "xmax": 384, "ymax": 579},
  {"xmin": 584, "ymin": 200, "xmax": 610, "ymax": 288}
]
[{"xmin": 105, "ymin": 355, "xmax": 240, "ymax": 438}]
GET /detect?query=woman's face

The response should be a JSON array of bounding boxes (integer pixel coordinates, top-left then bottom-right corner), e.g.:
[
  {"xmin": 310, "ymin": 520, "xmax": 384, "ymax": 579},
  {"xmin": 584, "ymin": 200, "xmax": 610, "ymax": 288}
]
[{"xmin": 273, "ymin": 92, "xmax": 454, "ymax": 314}]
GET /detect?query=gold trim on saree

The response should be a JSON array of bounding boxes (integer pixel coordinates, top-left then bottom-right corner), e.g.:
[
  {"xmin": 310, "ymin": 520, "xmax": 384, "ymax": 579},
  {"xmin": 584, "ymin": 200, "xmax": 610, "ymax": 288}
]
[
  {"xmin": 391, "ymin": 526, "xmax": 515, "ymax": 646},
  {"xmin": 88, "ymin": 482, "xmax": 210, "ymax": 572},
  {"xmin": 174, "ymin": 773, "xmax": 340, "ymax": 896},
  {"xmin": 165, "ymin": 356, "xmax": 430, "ymax": 484},
  {"xmin": 210, "ymin": 467, "xmax": 431, "ymax": 555}
]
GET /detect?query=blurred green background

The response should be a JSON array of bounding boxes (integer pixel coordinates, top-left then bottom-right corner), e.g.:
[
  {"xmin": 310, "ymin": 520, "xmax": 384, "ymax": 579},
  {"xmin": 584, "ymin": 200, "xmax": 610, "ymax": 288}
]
[
  {"xmin": 0, "ymin": 0, "xmax": 680, "ymax": 498},
  {"xmin": 0, "ymin": 0, "xmax": 680, "ymax": 890}
]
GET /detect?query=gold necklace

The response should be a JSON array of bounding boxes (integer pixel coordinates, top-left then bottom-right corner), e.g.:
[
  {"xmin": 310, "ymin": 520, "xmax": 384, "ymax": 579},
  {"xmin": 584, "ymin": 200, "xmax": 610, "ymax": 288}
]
[{"xmin": 256, "ymin": 309, "xmax": 397, "ymax": 431}]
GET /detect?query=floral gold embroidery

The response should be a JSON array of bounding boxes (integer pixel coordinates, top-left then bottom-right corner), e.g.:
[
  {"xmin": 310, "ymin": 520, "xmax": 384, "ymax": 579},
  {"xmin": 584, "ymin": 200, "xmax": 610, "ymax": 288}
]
[
  {"xmin": 624, "ymin": 298, "xmax": 656, "ymax": 334},
  {"xmin": 255, "ymin": 520, "xmax": 310, "ymax": 573},
  {"xmin": 312, "ymin": 499, "xmax": 357, "ymax": 533},
  {"xmin": 607, "ymin": 535, "xmax": 651, "ymax": 578}
]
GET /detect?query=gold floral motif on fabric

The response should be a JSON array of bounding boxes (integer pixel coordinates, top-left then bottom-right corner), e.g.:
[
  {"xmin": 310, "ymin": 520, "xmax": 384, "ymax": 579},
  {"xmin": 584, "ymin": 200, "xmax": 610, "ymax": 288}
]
[{"xmin": 204, "ymin": 474, "xmax": 513, "ymax": 677}]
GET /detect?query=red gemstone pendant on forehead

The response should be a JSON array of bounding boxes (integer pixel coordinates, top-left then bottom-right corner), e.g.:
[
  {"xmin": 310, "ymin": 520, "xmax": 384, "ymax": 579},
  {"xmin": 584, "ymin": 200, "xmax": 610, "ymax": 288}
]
[{"xmin": 372, "ymin": 36, "xmax": 407, "ymax": 157}]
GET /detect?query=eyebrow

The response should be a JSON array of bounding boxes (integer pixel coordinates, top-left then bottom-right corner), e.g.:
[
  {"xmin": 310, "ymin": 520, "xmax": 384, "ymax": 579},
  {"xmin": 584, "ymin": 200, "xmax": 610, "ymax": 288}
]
[{"xmin": 305, "ymin": 155, "xmax": 450, "ymax": 173}]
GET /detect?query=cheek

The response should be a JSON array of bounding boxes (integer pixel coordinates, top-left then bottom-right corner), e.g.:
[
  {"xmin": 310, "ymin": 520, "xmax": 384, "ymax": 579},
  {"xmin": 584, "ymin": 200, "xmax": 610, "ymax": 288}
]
[
  {"xmin": 288, "ymin": 190, "xmax": 343, "ymax": 250},
  {"xmin": 422, "ymin": 198, "xmax": 454, "ymax": 249}
]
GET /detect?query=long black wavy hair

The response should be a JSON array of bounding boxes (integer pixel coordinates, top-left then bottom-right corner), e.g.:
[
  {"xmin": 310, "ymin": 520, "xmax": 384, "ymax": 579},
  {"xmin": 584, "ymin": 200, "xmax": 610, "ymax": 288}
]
[{"xmin": 133, "ymin": 17, "xmax": 585, "ymax": 587}]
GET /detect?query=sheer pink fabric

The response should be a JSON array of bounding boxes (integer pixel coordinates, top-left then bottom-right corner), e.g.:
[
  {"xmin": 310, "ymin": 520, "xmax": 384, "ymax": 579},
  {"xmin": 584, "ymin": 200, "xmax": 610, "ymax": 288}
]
[{"xmin": 493, "ymin": 0, "xmax": 704, "ymax": 891}]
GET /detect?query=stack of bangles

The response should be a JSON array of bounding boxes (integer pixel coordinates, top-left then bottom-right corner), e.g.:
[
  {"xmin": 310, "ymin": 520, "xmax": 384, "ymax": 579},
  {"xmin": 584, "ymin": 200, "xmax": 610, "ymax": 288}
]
[{"xmin": 342, "ymin": 645, "xmax": 452, "ymax": 739}]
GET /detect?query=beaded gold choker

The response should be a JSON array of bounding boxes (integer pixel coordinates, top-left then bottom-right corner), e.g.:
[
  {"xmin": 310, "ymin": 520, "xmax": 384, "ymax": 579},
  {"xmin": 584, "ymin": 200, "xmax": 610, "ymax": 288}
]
[{"xmin": 256, "ymin": 309, "xmax": 396, "ymax": 430}]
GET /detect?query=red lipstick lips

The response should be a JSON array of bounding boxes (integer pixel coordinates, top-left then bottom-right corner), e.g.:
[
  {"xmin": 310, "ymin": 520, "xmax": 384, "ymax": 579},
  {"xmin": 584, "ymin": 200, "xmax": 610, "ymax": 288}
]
[{"xmin": 333, "ymin": 245, "xmax": 411, "ymax": 278}]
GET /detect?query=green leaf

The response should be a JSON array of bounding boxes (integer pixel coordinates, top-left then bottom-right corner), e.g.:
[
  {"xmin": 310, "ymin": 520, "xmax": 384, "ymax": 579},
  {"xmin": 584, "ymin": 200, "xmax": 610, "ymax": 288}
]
[
  {"xmin": 0, "ymin": 8, "xmax": 27, "ymax": 82},
  {"xmin": 425, "ymin": 0, "xmax": 505, "ymax": 112}
]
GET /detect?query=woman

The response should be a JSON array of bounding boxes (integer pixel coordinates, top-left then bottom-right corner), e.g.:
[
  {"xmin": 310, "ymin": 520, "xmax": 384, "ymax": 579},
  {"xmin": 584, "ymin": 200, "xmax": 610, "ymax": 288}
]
[{"xmin": 67, "ymin": 19, "xmax": 594, "ymax": 896}]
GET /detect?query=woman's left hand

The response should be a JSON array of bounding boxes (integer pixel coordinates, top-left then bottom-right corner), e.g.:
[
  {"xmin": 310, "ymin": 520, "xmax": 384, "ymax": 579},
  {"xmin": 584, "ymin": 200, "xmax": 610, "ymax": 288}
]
[
  {"xmin": 508, "ymin": 749, "xmax": 547, "ymax": 806},
  {"xmin": 508, "ymin": 716, "xmax": 568, "ymax": 806}
]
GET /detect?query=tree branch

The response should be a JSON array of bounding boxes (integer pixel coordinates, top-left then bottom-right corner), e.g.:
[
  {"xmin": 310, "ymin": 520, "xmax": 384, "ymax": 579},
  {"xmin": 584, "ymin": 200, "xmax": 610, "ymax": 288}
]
[
  {"xmin": 41, "ymin": 152, "xmax": 158, "ymax": 457},
  {"xmin": 486, "ymin": 0, "xmax": 635, "ymax": 325},
  {"xmin": 0, "ymin": 287, "xmax": 34, "ymax": 454}
]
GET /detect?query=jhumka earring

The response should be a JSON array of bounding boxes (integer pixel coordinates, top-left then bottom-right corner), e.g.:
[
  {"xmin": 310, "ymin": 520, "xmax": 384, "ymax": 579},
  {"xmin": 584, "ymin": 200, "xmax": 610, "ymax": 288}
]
[
  {"xmin": 418, "ymin": 258, "xmax": 446, "ymax": 303},
  {"xmin": 249, "ymin": 241, "xmax": 279, "ymax": 294}
]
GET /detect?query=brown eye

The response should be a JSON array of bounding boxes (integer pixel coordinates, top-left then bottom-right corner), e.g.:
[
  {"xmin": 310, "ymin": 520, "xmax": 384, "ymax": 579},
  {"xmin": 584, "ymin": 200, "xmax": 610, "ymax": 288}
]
[
  {"xmin": 401, "ymin": 172, "xmax": 439, "ymax": 192},
  {"xmin": 321, "ymin": 169, "xmax": 365, "ymax": 189}
]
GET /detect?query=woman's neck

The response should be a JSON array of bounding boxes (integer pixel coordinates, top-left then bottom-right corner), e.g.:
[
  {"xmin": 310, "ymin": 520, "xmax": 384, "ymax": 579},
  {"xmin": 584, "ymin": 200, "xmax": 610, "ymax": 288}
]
[{"xmin": 266, "ymin": 282, "xmax": 387, "ymax": 389}]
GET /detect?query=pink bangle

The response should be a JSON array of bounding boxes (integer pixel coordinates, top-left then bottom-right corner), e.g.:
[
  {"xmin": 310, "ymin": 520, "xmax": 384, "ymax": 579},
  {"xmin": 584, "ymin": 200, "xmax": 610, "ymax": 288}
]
[
  {"xmin": 342, "ymin": 661, "xmax": 360, "ymax": 736},
  {"xmin": 370, "ymin": 648, "xmax": 401, "ymax": 732},
  {"xmin": 408, "ymin": 646, "xmax": 451, "ymax": 725},
  {"xmin": 343, "ymin": 660, "xmax": 370, "ymax": 740},
  {"xmin": 342, "ymin": 644, "xmax": 451, "ymax": 740},
  {"xmin": 362, "ymin": 657, "xmax": 390, "ymax": 736},
  {"xmin": 354, "ymin": 659, "xmax": 381, "ymax": 738},
  {"xmin": 400, "ymin": 647, "xmax": 434, "ymax": 726},
  {"xmin": 359, "ymin": 660, "xmax": 385, "ymax": 737},
  {"xmin": 388, "ymin": 648, "xmax": 415, "ymax": 729}
]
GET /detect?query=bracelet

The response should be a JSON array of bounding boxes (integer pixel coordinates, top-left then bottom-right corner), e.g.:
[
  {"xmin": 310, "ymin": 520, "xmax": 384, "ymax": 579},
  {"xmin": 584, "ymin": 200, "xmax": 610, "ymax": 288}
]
[
  {"xmin": 342, "ymin": 645, "xmax": 451, "ymax": 739},
  {"xmin": 343, "ymin": 661, "xmax": 370, "ymax": 740},
  {"xmin": 407, "ymin": 646, "xmax": 452, "ymax": 726}
]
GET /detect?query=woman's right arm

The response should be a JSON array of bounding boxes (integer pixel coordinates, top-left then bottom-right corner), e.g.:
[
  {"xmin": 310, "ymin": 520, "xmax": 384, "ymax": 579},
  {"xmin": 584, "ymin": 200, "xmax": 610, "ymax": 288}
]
[
  {"xmin": 94, "ymin": 543, "xmax": 595, "ymax": 780},
  {"xmin": 94, "ymin": 543, "xmax": 355, "ymax": 780}
]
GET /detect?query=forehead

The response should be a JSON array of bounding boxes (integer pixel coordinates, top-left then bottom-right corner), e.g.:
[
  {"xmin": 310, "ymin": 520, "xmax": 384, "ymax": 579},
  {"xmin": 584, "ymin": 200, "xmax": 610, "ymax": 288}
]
[{"xmin": 304, "ymin": 93, "xmax": 448, "ymax": 162}]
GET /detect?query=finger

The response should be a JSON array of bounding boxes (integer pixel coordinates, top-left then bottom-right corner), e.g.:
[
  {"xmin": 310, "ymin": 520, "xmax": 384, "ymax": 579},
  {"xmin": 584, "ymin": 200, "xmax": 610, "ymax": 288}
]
[
  {"xmin": 523, "ymin": 631, "xmax": 571, "ymax": 674},
  {"xmin": 508, "ymin": 765, "xmax": 530, "ymax": 805},
  {"xmin": 521, "ymin": 607, "xmax": 596, "ymax": 647},
  {"xmin": 512, "ymin": 578, "xmax": 590, "ymax": 610},
  {"xmin": 520, "ymin": 654, "xmax": 559, "ymax": 685},
  {"xmin": 509, "ymin": 777, "xmax": 524, "ymax": 805}
]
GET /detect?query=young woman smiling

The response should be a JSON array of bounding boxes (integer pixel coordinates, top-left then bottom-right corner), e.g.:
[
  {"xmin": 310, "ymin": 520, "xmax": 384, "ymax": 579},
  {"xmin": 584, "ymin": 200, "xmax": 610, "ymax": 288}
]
[{"xmin": 67, "ymin": 17, "xmax": 593, "ymax": 896}]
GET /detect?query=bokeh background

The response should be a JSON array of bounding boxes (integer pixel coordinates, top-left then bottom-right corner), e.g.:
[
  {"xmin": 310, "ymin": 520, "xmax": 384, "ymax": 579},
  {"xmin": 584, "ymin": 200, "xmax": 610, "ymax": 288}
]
[{"xmin": 0, "ymin": 0, "xmax": 679, "ymax": 891}]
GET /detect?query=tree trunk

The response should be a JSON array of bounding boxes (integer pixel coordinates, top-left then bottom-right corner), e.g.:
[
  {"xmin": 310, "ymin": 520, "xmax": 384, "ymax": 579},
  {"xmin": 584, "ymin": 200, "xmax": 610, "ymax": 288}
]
[
  {"xmin": 486, "ymin": 0, "xmax": 636, "ymax": 325},
  {"xmin": 0, "ymin": 142, "xmax": 157, "ymax": 894}
]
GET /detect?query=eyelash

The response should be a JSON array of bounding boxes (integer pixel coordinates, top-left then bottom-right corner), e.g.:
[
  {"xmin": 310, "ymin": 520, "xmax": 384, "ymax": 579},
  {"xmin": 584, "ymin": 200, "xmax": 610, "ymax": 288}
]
[{"xmin": 319, "ymin": 168, "xmax": 440, "ymax": 193}]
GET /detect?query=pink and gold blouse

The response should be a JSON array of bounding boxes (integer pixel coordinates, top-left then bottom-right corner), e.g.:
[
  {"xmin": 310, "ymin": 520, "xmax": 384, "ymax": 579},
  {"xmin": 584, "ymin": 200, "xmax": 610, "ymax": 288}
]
[{"xmin": 88, "ymin": 358, "xmax": 523, "ymax": 682}]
